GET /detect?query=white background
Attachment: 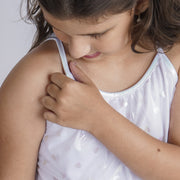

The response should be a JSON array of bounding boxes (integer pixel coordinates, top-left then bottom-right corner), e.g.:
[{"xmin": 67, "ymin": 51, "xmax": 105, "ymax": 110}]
[{"xmin": 0, "ymin": 0, "xmax": 35, "ymax": 86}]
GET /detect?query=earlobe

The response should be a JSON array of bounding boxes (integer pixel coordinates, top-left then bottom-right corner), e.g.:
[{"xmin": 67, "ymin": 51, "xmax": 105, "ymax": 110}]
[{"xmin": 135, "ymin": 0, "xmax": 149, "ymax": 15}]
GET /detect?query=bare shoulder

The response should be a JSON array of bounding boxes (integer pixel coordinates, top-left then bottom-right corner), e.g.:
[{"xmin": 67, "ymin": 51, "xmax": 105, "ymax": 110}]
[
  {"xmin": 20, "ymin": 39, "xmax": 63, "ymax": 77},
  {"xmin": 1, "ymin": 39, "xmax": 63, "ymax": 101},
  {"xmin": 0, "ymin": 40, "xmax": 62, "ymax": 179},
  {"xmin": 0, "ymin": 39, "xmax": 63, "ymax": 126},
  {"xmin": 166, "ymin": 42, "xmax": 180, "ymax": 75}
]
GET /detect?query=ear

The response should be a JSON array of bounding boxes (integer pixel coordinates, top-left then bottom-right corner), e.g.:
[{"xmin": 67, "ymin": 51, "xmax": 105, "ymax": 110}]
[{"xmin": 135, "ymin": 0, "xmax": 149, "ymax": 15}]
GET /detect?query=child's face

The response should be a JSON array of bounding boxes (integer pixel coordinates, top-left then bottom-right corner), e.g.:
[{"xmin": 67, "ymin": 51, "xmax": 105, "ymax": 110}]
[{"xmin": 42, "ymin": 8, "xmax": 134, "ymax": 61}]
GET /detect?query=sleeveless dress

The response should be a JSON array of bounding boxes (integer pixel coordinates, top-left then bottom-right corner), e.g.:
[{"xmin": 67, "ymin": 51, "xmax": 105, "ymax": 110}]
[{"xmin": 36, "ymin": 35, "xmax": 178, "ymax": 180}]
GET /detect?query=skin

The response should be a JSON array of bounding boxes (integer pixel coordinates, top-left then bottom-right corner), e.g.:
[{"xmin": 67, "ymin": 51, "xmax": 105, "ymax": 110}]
[
  {"xmin": 0, "ymin": 2, "xmax": 180, "ymax": 180},
  {"xmin": 0, "ymin": 41, "xmax": 64, "ymax": 179},
  {"xmin": 41, "ymin": 7, "xmax": 180, "ymax": 180},
  {"xmin": 42, "ymin": 7, "xmax": 156, "ymax": 93}
]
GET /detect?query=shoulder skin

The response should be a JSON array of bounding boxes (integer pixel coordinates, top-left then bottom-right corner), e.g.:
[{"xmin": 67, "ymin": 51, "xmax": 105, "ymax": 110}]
[{"xmin": 0, "ymin": 40, "xmax": 62, "ymax": 180}]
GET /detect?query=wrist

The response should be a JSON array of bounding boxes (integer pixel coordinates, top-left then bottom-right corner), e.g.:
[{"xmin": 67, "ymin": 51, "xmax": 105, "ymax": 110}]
[{"xmin": 89, "ymin": 102, "xmax": 117, "ymax": 138}]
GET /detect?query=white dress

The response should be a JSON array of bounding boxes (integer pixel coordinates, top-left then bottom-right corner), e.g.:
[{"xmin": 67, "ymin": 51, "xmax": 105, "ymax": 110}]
[{"xmin": 36, "ymin": 35, "xmax": 178, "ymax": 180}]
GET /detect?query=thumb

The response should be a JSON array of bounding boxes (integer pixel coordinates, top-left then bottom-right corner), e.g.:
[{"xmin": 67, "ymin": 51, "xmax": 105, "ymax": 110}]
[{"xmin": 69, "ymin": 61, "xmax": 93, "ymax": 85}]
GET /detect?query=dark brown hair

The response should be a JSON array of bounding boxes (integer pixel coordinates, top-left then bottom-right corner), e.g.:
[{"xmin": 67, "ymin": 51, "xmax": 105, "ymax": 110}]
[{"xmin": 23, "ymin": 0, "xmax": 180, "ymax": 52}]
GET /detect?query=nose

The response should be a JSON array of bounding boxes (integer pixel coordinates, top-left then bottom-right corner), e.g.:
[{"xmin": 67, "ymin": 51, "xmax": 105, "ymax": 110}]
[{"xmin": 68, "ymin": 37, "xmax": 91, "ymax": 59}]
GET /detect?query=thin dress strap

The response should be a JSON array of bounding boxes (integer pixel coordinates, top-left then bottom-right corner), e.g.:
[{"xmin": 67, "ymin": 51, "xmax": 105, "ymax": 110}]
[{"xmin": 45, "ymin": 35, "xmax": 75, "ymax": 80}]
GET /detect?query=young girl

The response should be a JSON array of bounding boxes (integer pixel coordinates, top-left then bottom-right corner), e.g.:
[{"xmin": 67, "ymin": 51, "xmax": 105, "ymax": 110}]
[{"xmin": 0, "ymin": 0, "xmax": 180, "ymax": 179}]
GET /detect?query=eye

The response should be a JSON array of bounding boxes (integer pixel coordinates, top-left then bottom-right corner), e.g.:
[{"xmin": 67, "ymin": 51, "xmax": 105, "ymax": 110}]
[{"xmin": 90, "ymin": 32, "xmax": 105, "ymax": 39}]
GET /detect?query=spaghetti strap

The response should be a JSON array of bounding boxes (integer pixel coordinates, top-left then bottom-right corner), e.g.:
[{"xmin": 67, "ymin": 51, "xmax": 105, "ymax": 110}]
[
  {"xmin": 37, "ymin": 36, "xmax": 178, "ymax": 180},
  {"xmin": 45, "ymin": 35, "xmax": 74, "ymax": 80}
]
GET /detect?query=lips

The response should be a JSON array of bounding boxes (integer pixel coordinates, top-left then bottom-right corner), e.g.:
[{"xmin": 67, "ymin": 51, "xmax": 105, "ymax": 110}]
[{"xmin": 83, "ymin": 52, "xmax": 101, "ymax": 59}]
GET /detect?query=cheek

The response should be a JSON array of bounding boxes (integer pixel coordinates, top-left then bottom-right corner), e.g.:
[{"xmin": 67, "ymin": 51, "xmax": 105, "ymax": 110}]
[
  {"xmin": 96, "ymin": 31, "xmax": 130, "ymax": 54},
  {"xmin": 53, "ymin": 29, "xmax": 70, "ymax": 43},
  {"xmin": 100, "ymin": 42, "xmax": 122, "ymax": 54}
]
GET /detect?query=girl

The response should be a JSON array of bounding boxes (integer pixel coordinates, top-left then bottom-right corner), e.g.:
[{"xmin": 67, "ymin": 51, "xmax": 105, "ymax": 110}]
[{"xmin": 0, "ymin": 0, "xmax": 180, "ymax": 179}]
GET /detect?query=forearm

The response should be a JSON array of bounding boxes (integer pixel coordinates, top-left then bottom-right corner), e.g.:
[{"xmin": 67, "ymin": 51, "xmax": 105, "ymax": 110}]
[{"xmin": 91, "ymin": 106, "xmax": 180, "ymax": 180}]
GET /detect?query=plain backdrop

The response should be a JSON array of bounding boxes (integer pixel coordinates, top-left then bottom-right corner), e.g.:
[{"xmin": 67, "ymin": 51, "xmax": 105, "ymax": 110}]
[{"xmin": 0, "ymin": 0, "xmax": 35, "ymax": 86}]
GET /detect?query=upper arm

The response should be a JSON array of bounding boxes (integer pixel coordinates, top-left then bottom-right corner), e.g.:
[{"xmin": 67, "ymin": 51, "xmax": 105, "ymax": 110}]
[
  {"xmin": 0, "ymin": 59, "xmax": 46, "ymax": 180},
  {"xmin": 0, "ymin": 40, "xmax": 62, "ymax": 179},
  {"xmin": 168, "ymin": 43, "xmax": 180, "ymax": 145}
]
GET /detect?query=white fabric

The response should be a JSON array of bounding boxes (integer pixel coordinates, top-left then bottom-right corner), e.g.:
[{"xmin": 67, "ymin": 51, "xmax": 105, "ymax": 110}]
[{"xmin": 36, "ymin": 36, "xmax": 178, "ymax": 180}]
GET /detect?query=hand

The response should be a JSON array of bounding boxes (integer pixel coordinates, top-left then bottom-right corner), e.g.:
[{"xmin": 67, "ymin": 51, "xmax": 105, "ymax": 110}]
[{"xmin": 41, "ymin": 61, "xmax": 109, "ymax": 132}]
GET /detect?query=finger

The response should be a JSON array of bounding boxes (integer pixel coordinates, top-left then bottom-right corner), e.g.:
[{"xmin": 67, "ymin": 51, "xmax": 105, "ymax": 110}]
[
  {"xmin": 50, "ymin": 72, "xmax": 73, "ymax": 89},
  {"xmin": 43, "ymin": 111, "xmax": 58, "ymax": 123},
  {"xmin": 41, "ymin": 96, "xmax": 56, "ymax": 112},
  {"xmin": 47, "ymin": 83, "xmax": 60, "ymax": 99},
  {"xmin": 69, "ymin": 61, "xmax": 94, "ymax": 85}
]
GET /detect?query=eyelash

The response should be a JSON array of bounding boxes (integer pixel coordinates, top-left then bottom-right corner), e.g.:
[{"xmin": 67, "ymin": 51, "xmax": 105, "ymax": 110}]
[
  {"xmin": 90, "ymin": 33, "xmax": 105, "ymax": 39},
  {"xmin": 51, "ymin": 23, "xmax": 105, "ymax": 40}
]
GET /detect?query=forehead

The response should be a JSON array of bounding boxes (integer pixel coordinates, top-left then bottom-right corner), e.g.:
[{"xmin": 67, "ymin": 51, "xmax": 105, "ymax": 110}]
[
  {"xmin": 39, "ymin": 0, "xmax": 136, "ymax": 21},
  {"xmin": 42, "ymin": 7, "xmax": 112, "ymax": 24},
  {"xmin": 42, "ymin": 6, "xmax": 131, "ymax": 26}
]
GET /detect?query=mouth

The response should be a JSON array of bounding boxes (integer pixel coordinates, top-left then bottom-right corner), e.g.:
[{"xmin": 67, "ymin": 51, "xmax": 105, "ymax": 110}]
[{"xmin": 83, "ymin": 52, "xmax": 101, "ymax": 59}]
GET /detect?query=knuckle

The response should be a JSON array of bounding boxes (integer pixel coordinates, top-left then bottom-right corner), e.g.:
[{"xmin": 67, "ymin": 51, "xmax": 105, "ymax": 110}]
[
  {"xmin": 57, "ymin": 97, "xmax": 65, "ymax": 107},
  {"xmin": 56, "ymin": 92, "xmax": 63, "ymax": 103},
  {"xmin": 64, "ymin": 80, "xmax": 74, "ymax": 89},
  {"xmin": 63, "ymin": 81, "xmax": 70, "ymax": 89}
]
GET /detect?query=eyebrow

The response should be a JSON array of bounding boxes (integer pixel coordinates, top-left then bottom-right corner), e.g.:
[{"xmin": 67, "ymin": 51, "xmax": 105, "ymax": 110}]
[
  {"xmin": 77, "ymin": 27, "xmax": 114, "ymax": 36},
  {"xmin": 45, "ymin": 19, "xmax": 115, "ymax": 36}
]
